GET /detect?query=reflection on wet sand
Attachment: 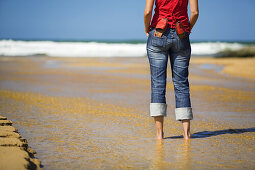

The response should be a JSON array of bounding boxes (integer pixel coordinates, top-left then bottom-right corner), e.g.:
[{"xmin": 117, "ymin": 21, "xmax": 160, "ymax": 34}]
[
  {"xmin": 177, "ymin": 140, "xmax": 191, "ymax": 170},
  {"xmin": 150, "ymin": 140, "xmax": 165, "ymax": 170},
  {"xmin": 0, "ymin": 56, "xmax": 255, "ymax": 169},
  {"xmin": 151, "ymin": 138, "xmax": 192, "ymax": 169}
]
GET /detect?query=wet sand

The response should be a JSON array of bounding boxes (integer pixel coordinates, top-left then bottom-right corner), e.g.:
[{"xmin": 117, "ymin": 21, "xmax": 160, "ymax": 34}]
[{"xmin": 0, "ymin": 56, "xmax": 254, "ymax": 169}]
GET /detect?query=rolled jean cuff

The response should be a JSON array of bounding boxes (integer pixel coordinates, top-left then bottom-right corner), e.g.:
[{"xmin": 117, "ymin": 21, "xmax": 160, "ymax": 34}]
[
  {"xmin": 175, "ymin": 107, "xmax": 193, "ymax": 121},
  {"xmin": 150, "ymin": 103, "xmax": 167, "ymax": 117}
]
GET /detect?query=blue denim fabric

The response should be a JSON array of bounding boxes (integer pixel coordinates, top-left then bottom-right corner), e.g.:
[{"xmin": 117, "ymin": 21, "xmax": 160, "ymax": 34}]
[{"xmin": 147, "ymin": 27, "xmax": 193, "ymax": 120}]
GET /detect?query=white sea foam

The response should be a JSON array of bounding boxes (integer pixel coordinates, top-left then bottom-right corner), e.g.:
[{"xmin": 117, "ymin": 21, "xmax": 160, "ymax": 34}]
[
  {"xmin": 0, "ymin": 39, "xmax": 245, "ymax": 57},
  {"xmin": 191, "ymin": 42, "xmax": 244, "ymax": 55}
]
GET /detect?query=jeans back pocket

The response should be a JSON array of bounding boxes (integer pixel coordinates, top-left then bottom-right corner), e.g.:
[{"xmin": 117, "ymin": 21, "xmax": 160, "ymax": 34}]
[{"xmin": 151, "ymin": 36, "xmax": 166, "ymax": 48}]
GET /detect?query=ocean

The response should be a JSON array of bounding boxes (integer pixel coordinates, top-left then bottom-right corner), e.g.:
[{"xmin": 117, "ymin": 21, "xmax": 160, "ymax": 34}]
[{"xmin": 0, "ymin": 39, "xmax": 253, "ymax": 57}]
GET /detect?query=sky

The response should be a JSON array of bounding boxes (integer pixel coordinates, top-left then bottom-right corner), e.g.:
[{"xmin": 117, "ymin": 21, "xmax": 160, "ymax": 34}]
[{"xmin": 0, "ymin": 0, "xmax": 255, "ymax": 41}]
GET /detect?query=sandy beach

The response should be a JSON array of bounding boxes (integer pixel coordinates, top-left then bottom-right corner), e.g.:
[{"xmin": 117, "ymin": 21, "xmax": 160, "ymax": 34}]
[{"xmin": 0, "ymin": 56, "xmax": 254, "ymax": 169}]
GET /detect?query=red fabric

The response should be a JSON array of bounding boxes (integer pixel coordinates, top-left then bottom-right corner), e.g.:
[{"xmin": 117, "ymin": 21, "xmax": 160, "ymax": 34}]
[
  {"xmin": 155, "ymin": 18, "xmax": 168, "ymax": 29},
  {"xmin": 150, "ymin": 0, "xmax": 190, "ymax": 33},
  {"xmin": 176, "ymin": 21, "xmax": 185, "ymax": 34}
]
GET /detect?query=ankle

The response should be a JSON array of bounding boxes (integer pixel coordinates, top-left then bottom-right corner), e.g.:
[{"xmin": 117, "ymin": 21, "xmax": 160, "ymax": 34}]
[
  {"xmin": 156, "ymin": 131, "xmax": 164, "ymax": 139},
  {"xmin": 183, "ymin": 130, "xmax": 191, "ymax": 138}
]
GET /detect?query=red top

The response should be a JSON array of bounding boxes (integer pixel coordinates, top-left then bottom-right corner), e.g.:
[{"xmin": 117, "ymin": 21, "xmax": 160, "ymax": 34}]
[{"xmin": 150, "ymin": 0, "xmax": 190, "ymax": 33}]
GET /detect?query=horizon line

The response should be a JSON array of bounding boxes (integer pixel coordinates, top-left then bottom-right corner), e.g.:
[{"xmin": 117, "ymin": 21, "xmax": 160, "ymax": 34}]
[{"xmin": 1, "ymin": 38, "xmax": 255, "ymax": 43}]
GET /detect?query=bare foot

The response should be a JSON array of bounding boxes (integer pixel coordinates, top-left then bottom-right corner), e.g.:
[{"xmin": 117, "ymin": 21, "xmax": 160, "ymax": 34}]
[
  {"xmin": 154, "ymin": 116, "xmax": 164, "ymax": 140},
  {"xmin": 182, "ymin": 119, "xmax": 191, "ymax": 140}
]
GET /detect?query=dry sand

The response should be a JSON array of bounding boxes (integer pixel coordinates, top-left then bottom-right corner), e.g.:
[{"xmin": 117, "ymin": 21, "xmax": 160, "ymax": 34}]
[
  {"xmin": 0, "ymin": 56, "xmax": 254, "ymax": 169},
  {"xmin": 0, "ymin": 115, "xmax": 42, "ymax": 170}
]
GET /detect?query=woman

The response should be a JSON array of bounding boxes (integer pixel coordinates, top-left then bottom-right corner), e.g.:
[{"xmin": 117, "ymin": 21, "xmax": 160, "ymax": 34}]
[{"xmin": 144, "ymin": 0, "xmax": 199, "ymax": 140}]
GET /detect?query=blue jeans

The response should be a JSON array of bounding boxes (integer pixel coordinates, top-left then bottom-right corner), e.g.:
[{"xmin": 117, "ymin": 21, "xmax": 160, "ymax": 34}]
[{"xmin": 146, "ymin": 27, "xmax": 193, "ymax": 121}]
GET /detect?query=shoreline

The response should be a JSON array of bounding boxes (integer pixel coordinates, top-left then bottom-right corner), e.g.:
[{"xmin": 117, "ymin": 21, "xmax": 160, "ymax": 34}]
[{"xmin": 0, "ymin": 55, "xmax": 254, "ymax": 81}]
